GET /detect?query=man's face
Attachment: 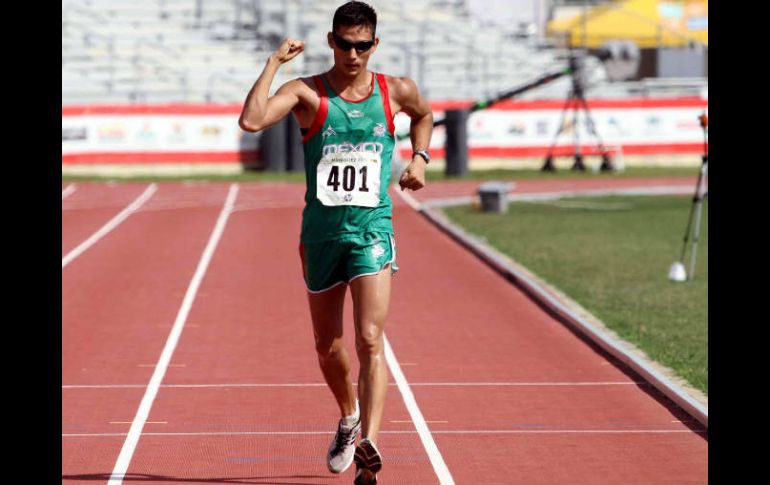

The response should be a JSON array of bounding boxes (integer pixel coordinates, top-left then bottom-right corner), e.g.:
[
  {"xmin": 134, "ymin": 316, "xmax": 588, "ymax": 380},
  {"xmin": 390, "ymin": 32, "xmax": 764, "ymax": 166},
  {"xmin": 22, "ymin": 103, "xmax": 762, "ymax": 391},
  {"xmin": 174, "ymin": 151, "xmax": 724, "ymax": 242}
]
[{"xmin": 328, "ymin": 24, "xmax": 378, "ymax": 76}]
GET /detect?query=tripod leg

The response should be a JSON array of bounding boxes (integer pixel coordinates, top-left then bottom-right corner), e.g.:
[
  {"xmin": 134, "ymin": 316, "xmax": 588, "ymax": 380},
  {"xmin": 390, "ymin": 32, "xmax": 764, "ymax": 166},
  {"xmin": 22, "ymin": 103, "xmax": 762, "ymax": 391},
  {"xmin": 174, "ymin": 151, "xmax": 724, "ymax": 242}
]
[
  {"xmin": 687, "ymin": 160, "xmax": 708, "ymax": 279},
  {"xmin": 578, "ymin": 95, "xmax": 613, "ymax": 171},
  {"xmin": 571, "ymin": 99, "xmax": 585, "ymax": 171},
  {"xmin": 543, "ymin": 92, "xmax": 575, "ymax": 171},
  {"xmin": 677, "ymin": 157, "xmax": 706, "ymax": 264}
]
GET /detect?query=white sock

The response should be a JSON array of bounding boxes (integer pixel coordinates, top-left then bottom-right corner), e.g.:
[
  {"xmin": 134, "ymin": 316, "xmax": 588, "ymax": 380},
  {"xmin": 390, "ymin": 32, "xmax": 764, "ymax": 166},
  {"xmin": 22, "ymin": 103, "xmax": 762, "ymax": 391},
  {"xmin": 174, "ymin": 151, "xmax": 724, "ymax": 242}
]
[{"xmin": 343, "ymin": 399, "xmax": 360, "ymax": 426}]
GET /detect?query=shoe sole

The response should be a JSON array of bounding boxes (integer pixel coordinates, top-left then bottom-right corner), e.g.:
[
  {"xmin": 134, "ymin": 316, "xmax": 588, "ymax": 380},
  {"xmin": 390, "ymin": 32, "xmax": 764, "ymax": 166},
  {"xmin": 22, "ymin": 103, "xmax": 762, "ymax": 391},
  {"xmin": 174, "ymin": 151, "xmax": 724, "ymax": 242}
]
[
  {"xmin": 354, "ymin": 440, "xmax": 382, "ymax": 474},
  {"xmin": 354, "ymin": 468, "xmax": 377, "ymax": 485}
]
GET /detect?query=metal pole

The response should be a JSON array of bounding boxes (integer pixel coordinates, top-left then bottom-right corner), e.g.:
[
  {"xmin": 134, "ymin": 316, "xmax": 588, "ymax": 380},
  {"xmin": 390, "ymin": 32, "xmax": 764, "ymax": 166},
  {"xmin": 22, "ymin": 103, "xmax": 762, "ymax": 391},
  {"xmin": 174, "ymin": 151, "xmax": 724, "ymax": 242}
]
[
  {"xmin": 687, "ymin": 159, "xmax": 707, "ymax": 279},
  {"xmin": 444, "ymin": 110, "xmax": 469, "ymax": 177},
  {"xmin": 260, "ymin": 116, "xmax": 288, "ymax": 172}
]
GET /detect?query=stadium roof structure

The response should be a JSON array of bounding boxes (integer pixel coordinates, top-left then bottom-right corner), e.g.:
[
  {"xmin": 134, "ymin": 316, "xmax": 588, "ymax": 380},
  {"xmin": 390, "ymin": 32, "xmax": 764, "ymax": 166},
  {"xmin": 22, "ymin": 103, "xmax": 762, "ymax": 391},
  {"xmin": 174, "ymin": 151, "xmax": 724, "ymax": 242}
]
[{"xmin": 547, "ymin": 0, "xmax": 708, "ymax": 49}]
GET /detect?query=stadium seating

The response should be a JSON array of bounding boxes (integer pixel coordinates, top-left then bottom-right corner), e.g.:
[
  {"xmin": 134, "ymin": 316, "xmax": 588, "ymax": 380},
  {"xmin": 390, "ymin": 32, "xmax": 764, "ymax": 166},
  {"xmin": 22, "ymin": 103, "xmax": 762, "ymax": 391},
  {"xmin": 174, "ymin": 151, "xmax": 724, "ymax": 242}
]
[{"xmin": 62, "ymin": 0, "xmax": 706, "ymax": 104}]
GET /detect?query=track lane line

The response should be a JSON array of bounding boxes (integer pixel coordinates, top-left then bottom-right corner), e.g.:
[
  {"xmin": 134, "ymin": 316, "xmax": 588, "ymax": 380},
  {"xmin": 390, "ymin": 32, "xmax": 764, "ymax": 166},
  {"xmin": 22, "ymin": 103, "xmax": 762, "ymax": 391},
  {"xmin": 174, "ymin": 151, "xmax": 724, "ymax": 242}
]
[
  {"xmin": 107, "ymin": 183, "xmax": 239, "ymax": 485},
  {"xmin": 62, "ymin": 183, "xmax": 76, "ymax": 200},
  {"xmin": 387, "ymin": 186, "xmax": 451, "ymax": 485},
  {"xmin": 383, "ymin": 334, "xmax": 455, "ymax": 485},
  {"xmin": 62, "ymin": 184, "xmax": 158, "ymax": 268},
  {"xmin": 391, "ymin": 186, "xmax": 458, "ymax": 484}
]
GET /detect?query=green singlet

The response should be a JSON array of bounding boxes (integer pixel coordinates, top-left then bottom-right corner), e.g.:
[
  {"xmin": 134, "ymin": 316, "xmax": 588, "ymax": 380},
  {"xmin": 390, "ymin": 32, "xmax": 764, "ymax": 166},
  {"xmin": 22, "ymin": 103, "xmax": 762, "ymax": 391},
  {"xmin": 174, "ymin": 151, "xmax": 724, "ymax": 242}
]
[{"xmin": 300, "ymin": 72, "xmax": 396, "ymax": 244}]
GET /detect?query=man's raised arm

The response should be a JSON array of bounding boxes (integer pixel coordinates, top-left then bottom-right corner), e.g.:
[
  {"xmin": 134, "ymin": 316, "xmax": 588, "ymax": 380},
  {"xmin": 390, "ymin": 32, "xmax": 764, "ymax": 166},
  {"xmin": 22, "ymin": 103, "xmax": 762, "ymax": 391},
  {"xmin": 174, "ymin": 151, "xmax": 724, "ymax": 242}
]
[{"xmin": 239, "ymin": 38, "xmax": 305, "ymax": 133}]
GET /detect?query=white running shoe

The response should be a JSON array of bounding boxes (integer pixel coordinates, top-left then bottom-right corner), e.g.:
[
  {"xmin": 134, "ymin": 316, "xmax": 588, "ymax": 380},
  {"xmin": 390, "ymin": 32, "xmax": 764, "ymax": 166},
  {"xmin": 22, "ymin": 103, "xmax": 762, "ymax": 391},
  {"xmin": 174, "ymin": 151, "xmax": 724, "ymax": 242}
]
[
  {"xmin": 327, "ymin": 415, "xmax": 361, "ymax": 473},
  {"xmin": 354, "ymin": 438, "xmax": 382, "ymax": 485}
]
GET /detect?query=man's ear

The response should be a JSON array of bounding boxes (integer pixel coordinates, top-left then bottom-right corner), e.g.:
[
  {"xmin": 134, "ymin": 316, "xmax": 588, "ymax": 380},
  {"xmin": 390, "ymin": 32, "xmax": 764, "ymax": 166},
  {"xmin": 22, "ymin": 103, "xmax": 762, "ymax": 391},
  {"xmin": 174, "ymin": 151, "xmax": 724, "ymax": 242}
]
[{"xmin": 327, "ymin": 32, "xmax": 334, "ymax": 49}]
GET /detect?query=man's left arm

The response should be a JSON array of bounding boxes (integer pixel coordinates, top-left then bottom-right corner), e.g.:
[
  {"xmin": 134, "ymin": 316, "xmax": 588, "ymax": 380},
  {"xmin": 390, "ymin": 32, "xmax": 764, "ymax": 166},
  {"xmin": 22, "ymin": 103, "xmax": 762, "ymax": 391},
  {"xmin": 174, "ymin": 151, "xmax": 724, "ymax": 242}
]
[{"xmin": 390, "ymin": 77, "xmax": 433, "ymax": 191}]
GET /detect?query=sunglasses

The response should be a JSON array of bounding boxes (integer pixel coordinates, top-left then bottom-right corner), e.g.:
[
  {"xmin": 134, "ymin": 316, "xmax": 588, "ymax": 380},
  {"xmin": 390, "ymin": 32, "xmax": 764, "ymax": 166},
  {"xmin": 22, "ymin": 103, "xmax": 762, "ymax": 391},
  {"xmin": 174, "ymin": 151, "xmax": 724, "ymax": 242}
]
[{"xmin": 332, "ymin": 32, "xmax": 375, "ymax": 53}]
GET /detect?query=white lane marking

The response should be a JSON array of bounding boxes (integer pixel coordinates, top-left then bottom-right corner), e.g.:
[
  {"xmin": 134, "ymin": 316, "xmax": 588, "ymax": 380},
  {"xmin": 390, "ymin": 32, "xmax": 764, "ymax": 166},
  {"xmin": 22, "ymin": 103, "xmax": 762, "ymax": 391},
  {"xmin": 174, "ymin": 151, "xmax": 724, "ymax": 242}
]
[
  {"xmin": 62, "ymin": 381, "xmax": 646, "ymax": 389},
  {"xmin": 392, "ymin": 420, "xmax": 448, "ymax": 424},
  {"xmin": 62, "ymin": 184, "xmax": 76, "ymax": 200},
  {"xmin": 109, "ymin": 421, "xmax": 167, "ymax": 425},
  {"xmin": 62, "ymin": 184, "xmax": 157, "ymax": 268},
  {"xmin": 107, "ymin": 183, "xmax": 239, "ymax": 485},
  {"xmin": 383, "ymin": 334, "xmax": 455, "ymax": 485},
  {"xmin": 64, "ymin": 429, "xmax": 706, "ymax": 438}
]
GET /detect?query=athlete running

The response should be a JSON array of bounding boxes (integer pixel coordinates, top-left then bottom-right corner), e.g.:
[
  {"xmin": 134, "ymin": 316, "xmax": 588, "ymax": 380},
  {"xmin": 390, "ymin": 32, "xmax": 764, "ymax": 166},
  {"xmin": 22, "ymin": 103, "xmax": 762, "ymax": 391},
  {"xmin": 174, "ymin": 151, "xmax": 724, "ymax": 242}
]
[{"xmin": 238, "ymin": 2, "xmax": 433, "ymax": 484}]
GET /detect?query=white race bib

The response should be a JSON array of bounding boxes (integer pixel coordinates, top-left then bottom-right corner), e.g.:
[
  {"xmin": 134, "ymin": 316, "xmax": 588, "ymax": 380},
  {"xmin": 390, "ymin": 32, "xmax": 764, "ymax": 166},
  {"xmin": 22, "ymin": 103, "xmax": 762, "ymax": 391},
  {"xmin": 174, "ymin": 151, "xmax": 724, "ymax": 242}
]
[{"xmin": 316, "ymin": 152, "xmax": 381, "ymax": 207}]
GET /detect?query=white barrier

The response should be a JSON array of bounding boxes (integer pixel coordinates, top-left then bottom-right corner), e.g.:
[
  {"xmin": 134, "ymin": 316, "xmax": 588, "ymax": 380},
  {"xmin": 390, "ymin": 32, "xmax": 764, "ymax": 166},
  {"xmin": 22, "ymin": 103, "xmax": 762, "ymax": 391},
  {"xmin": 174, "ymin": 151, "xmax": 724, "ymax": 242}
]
[{"xmin": 62, "ymin": 98, "xmax": 707, "ymax": 165}]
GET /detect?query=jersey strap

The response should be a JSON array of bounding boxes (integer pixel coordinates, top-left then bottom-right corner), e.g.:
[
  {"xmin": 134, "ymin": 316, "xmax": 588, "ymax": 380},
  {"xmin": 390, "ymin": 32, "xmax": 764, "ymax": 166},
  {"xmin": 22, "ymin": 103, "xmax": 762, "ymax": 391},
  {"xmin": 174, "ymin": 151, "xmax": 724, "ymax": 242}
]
[
  {"xmin": 302, "ymin": 75, "xmax": 329, "ymax": 143},
  {"xmin": 375, "ymin": 73, "xmax": 395, "ymax": 135}
]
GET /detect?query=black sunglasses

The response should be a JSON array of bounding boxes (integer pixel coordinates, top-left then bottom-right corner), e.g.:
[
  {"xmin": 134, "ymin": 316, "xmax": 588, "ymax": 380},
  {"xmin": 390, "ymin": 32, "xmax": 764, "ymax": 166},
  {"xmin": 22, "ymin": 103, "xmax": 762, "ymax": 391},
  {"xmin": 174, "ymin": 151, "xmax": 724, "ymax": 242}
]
[{"xmin": 332, "ymin": 32, "xmax": 375, "ymax": 53}]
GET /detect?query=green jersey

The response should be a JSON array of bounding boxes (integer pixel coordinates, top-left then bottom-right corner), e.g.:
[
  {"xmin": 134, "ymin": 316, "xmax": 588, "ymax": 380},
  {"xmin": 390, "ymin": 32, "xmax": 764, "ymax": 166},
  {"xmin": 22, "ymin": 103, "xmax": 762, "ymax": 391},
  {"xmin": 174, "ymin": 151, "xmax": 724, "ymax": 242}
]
[{"xmin": 299, "ymin": 72, "xmax": 396, "ymax": 243}]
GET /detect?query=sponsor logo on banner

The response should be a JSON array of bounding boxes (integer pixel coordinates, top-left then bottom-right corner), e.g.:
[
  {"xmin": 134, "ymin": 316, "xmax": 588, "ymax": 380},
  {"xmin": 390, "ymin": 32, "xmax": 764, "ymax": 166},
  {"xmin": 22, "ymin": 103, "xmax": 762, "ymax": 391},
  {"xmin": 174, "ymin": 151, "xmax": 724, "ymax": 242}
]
[
  {"xmin": 471, "ymin": 117, "xmax": 497, "ymax": 140},
  {"xmin": 62, "ymin": 126, "xmax": 87, "ymax": 141},
  {"xmin": 508, "ymin": 122, "xmax": 526, "ymax": 136},
  {"xmin": 167, "ymin": 122, "xmax": 186, "ymax": 143},
  {"xmin": 201, "ymin": 125, "xmax": 222, "ymax": 138},
  {"xmin": 675, "ymin": 120, "xmax": 701, "ymax": 130},
  {"xmin": 644, "ymin": 116, "xmax": 664, "ymax": 135},
  {"xmin": 98, "ymin": 123, "xmax": 126, "ymax": 142},
  {"xmin": 136, "ymin": 122, "xmax": 158, "ymax": 142},
  {"xmin": 536, "ymin": 119, "xmax": 549, "ymax": 136},
  {"xmin": 605, "ymin": 116, "xmax": 629, "ymax": 136}
]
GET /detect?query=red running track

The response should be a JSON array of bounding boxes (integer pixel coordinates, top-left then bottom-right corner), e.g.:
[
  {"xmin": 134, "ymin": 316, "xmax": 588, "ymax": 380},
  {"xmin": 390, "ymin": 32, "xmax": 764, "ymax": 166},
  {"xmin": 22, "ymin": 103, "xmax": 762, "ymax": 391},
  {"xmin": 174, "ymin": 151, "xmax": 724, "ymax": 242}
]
[{"xmin": 62, "ymin": 179, "xmax": 706, "ymax": 485}]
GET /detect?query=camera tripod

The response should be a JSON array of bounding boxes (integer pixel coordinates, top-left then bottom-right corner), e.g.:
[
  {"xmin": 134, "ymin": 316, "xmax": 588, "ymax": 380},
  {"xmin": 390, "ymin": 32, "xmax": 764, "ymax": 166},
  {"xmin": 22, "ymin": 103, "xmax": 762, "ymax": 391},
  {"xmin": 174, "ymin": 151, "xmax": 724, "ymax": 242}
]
[
  {"xmin": 668, "ymin": 112, "xmax": 708, "ymax": 282},
  {"xmin": 542, "ymin": 55, "xmax": 614, "ymax": 172}
]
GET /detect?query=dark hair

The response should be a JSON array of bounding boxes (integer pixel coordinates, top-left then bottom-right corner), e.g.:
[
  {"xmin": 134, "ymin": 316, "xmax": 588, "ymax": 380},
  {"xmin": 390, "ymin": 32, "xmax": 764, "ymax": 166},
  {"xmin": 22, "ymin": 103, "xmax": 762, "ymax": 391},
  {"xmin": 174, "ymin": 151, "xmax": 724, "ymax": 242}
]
[{"xmin": 333, "ymin": 1, "xmax": 377, "ymax": 36}]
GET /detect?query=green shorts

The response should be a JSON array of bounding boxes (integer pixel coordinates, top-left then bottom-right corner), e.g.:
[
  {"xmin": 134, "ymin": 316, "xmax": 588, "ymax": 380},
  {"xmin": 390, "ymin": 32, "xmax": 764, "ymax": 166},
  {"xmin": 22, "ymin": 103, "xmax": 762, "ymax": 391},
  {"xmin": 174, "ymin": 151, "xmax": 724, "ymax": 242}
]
[{"xmin": 299, "ymin": 232, "xmax": 399, "ymax": 293}]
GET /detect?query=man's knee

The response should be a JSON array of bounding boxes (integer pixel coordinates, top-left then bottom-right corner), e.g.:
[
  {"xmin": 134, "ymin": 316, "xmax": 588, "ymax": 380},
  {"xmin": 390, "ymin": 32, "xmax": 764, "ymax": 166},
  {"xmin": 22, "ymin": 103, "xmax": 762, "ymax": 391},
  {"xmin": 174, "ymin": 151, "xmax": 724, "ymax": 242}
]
[
  {"xmin": 315, "ymin": 335, "xmax": 345, "ymax": 359},
  {"xmin": 355, "ymin": 322, "xmax": 384, "ymax": 357}
]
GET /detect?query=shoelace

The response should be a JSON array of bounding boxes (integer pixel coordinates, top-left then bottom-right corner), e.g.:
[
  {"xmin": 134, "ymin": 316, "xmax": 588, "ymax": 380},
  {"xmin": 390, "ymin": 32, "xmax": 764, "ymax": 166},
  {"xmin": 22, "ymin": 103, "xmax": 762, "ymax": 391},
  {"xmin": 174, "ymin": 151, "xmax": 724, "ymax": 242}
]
[{"xmin": 331, "ymin": 422, "xmax": 357, "ymax": 455}]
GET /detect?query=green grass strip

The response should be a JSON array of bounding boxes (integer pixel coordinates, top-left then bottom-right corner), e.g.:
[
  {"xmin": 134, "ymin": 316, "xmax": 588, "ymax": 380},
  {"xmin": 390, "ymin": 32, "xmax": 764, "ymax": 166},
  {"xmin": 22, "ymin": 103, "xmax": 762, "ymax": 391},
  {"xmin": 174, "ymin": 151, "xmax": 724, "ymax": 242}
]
[{"xmin": 442, "ymin": 195, "xmax": 707, "ymax": 395}]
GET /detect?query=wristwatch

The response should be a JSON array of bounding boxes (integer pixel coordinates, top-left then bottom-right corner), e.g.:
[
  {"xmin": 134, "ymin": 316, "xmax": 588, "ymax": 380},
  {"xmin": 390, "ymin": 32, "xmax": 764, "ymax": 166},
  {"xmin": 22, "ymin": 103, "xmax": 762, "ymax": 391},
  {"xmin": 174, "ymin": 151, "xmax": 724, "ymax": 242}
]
[{"xmin": 412, "ymin": 149, "xmax": 430, "ymax": 164}]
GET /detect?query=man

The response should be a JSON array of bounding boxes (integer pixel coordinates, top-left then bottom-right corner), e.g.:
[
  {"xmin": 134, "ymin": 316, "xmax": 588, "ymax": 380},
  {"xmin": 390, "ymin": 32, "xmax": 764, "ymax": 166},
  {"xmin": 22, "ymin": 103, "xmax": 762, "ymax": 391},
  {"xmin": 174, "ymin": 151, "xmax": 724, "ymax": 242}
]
[{"xmin": 238, "ymin": 2, "xmax": 433, "ymax": 484}]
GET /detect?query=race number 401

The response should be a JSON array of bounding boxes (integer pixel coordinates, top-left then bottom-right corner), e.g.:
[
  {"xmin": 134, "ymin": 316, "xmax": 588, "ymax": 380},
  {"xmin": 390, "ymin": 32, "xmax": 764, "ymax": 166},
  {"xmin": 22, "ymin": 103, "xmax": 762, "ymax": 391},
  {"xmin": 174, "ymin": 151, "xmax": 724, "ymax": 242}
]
[{"xmin": 316, "ymin": 152, "xmax": 381, "ymax": 207}]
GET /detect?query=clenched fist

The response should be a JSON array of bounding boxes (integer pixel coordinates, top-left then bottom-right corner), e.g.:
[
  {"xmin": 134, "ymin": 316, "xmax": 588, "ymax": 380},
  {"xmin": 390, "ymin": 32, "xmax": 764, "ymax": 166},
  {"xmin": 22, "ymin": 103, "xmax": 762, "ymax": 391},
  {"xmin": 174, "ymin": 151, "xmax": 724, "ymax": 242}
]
[
  {"xmin": 398, "ymin": 158, "xmax": 427, "ymax": 191},
  {"xmin": 271, "ymin": 38, "xmax": 305, "ymax": 64}
]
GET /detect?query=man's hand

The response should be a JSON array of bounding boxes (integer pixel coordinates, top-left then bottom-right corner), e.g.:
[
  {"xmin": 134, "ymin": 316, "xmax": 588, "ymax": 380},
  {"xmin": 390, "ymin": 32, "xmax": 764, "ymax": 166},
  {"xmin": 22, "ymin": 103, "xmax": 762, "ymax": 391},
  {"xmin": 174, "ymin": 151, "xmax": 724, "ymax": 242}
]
[
  {"xmin": 271, "ymin": 38, "xmax": 305, "ymax": 64},
  {"xmin": 398, "ymin": 157, "xmax": 427, "ymax": 191}
]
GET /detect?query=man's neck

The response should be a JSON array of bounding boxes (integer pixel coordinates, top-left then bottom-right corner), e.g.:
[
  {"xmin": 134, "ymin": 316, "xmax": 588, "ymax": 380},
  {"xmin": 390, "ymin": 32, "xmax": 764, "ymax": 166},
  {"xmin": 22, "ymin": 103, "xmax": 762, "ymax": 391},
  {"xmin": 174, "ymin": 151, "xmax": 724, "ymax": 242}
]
[{"xmin": 326, "ymin": 67, "xmax": 372, "ymax": 91}]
